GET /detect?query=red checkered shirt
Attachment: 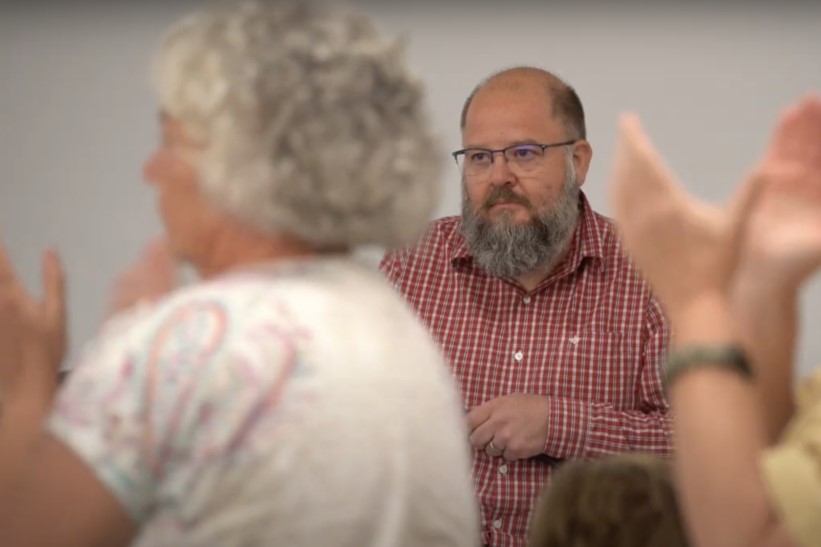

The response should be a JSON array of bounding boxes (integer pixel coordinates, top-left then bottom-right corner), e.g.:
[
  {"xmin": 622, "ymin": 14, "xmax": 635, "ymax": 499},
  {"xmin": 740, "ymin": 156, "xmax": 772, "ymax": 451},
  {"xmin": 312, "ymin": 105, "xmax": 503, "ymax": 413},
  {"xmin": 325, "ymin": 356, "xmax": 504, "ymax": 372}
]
[{"xmin": 379, "ymin": 193, "xmax": 672, "ymax": 547}]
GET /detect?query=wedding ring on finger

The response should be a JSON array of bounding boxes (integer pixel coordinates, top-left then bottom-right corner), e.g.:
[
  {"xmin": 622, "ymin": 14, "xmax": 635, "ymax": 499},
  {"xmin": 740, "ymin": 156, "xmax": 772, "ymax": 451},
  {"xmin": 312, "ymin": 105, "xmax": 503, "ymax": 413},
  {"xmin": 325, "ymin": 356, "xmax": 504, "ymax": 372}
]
[{"xmin": 487, "ymin": 439, "xmax": 504, "ymax": 457}]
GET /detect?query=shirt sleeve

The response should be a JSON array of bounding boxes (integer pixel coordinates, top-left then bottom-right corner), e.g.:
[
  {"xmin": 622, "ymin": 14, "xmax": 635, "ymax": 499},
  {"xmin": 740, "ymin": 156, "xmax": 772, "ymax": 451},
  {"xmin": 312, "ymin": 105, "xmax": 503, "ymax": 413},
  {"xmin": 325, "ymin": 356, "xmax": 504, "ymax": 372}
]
[
  {"xmin": 544, "ymin": 296, "xmax": 673, "ymax": 459},
  {"xmin": 47, "ymin": 306, "xmax": 157, "ymax": 521},
  {"xmin": 759, "ymin": 380, "xmax": 821, "ymax": 547},
  {"xmin": 47, "ymin": 295, "xmax": 299, "ymax": 524},
  {"xmin": 378, "ymin": 248, "xmax": 407, "ymax": 287}
]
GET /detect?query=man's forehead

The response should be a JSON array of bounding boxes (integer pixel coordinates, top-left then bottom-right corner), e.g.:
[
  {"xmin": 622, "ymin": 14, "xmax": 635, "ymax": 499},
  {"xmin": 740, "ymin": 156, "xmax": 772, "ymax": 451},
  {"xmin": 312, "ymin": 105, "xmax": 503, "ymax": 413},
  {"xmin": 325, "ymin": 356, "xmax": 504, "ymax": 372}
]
[
  {"xmin": 463, "ymin": 95, "xmax": 557, "ymax": 141},
  {"xmin": 467, "ymin": 85, "xmax": 554, "ymax": 124}
]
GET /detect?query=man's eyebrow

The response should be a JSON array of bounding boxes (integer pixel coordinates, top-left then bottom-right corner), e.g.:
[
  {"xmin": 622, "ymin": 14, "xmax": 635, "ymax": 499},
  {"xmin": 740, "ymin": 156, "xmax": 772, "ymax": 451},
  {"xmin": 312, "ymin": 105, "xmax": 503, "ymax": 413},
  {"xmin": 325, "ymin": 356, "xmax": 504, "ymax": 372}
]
[{"xmin": 461, "ymin": 139, "xmax": 541, "ymax": 150}]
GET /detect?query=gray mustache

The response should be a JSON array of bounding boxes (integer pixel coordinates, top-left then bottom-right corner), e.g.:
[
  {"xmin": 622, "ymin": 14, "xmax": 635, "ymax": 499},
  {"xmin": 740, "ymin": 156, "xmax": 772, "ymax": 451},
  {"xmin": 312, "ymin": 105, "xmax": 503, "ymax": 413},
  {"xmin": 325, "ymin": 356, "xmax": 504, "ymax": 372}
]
[{"xmin": 483, "ymin": 187, "xmax": 532, "ymax": 210}]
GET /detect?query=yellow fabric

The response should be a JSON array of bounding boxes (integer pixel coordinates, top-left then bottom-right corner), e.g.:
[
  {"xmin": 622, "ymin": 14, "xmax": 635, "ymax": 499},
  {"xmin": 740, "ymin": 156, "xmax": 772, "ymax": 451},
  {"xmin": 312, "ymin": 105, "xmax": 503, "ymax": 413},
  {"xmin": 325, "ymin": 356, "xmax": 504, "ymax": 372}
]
[{"xmin": 761, "ymin": 370, "xmax": 821, "ymax": 547}]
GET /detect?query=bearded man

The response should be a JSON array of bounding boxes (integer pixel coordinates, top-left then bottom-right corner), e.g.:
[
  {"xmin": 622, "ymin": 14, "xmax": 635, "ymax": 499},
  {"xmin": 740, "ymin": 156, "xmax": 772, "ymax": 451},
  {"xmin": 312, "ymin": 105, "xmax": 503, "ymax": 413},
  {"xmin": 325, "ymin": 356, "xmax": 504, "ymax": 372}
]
[{"xmin": 380, "ymin": 66, "xmax": 673, "ymax": 547}]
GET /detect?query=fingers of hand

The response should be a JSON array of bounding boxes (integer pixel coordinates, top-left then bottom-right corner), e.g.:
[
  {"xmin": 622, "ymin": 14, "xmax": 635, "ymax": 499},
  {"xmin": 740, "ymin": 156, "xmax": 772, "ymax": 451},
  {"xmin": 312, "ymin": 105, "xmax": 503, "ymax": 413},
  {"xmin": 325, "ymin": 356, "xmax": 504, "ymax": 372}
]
[
  {"xmin": 143, "ymin": 236, "xmax": 176, "ymax": 276},
  {"xmin": 485, "ymin": 439, "xmax": 504, "ymax": 458},
  {"xmin": 109, "ymin": 237, "xmax": 178, "ymax": 316},
  {"xmin": 611, "ymin": 114, "xmax": 689, "ymax": 236},
  {"xmin": 0, "ymin": 241, "xmax": 25, "ymax": 293},
  {"xmin": 469, "ymin": 415, "xmax": 513, "ymax": 459},
  {"xmin": 469, "ymin": 419, "xmax": 495, "ymax": 451},
  {"xmin": 612, "ymin": 114, "xmax": 668, "ymax": 202},
  {"xmin": 466, "ymin": 402, "xmax": 492, "ymax": 431},
  {"xmin": 39, "ymin": 249, "xmax": 68, "ymax": 364},
  {"xmin": 769, "ymin": 95, "xmax": 821, "ymax": 165},
  {"xmin": 0, "ymin": 244, "xmax": 59, "ymax": 330},
  {"xmin": 41, "ymin": 249, "xmax": 67, "ymax": 326}
]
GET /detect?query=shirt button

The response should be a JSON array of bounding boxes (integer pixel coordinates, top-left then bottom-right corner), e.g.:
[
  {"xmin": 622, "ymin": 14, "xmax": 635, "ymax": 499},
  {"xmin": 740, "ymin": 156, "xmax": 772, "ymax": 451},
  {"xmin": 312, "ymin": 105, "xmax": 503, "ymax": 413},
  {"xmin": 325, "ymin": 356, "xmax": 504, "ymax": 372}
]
[
  {"xmin": 493, "ymin": 519, "xmax": 503, "ymax": 529},
  {"xmin": 523, "ymin": 295, "xmax": 531, "ymax": 304},
  {"xmin": 514, "ymin": 351, "xmax": 523, "ymax": 362},
  {"xmin": 499, "ymin": 464, "xmax": 509, "ymax": 475}
]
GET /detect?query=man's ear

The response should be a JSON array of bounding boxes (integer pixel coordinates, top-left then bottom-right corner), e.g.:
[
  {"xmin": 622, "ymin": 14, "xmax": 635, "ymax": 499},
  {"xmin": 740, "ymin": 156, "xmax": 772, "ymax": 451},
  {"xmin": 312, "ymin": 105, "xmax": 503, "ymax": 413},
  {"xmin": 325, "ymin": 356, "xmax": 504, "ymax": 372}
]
[{"xmin": 572, "ymin": 139, "xmax": 593, "ymax": 186}]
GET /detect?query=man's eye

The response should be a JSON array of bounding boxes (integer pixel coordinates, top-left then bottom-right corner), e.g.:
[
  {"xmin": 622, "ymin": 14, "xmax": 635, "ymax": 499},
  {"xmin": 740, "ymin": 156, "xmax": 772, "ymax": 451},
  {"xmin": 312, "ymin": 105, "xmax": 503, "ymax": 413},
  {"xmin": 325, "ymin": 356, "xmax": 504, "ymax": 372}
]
[{"xmin": 512, "ymin": 147, "xmax": 538, "ymax": 159}]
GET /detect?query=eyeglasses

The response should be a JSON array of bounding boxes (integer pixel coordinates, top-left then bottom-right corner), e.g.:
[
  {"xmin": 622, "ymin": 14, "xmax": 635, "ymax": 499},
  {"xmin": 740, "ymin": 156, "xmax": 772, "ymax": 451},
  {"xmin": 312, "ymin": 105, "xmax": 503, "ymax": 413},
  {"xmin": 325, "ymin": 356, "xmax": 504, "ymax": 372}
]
[{"xmin": 452, "ymin": 140, "xmax": 577, "ymax": 178}]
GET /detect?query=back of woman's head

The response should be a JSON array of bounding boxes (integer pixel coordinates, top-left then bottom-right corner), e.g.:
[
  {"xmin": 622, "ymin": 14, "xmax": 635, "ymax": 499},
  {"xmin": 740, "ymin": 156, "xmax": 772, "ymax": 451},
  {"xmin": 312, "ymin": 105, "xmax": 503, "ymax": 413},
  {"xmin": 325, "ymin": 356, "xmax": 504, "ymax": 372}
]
[
  {"xmin": 152, "ymin": 0, "xmax": 440, "ymax": 249},
  {"xmin": 529, "ymin": 454, "xmax": 689, "ymax": 547}
]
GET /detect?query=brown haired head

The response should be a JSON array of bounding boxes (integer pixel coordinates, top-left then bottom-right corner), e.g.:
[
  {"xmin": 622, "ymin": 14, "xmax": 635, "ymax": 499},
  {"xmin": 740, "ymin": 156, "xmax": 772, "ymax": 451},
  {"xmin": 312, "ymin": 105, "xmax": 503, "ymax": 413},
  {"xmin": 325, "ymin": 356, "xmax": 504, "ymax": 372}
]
[{"xmin": 529, "ymin": 453, "xmax": 688, "ymax": 547}]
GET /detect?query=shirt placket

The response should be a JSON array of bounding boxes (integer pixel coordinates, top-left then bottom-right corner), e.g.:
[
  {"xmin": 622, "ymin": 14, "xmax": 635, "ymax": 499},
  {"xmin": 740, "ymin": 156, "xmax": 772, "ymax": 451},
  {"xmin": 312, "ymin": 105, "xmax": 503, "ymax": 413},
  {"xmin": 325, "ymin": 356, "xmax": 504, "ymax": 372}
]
[{"xmin": 488, "ymin": 286, "xmax": 536, "ymax": 544}]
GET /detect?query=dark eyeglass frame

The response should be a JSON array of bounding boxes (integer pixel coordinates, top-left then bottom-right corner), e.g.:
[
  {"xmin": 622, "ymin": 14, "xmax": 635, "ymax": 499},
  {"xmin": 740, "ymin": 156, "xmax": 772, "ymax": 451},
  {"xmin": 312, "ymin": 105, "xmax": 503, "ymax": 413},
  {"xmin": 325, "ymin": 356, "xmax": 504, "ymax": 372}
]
[{"xmin": 451, "ymin": 139, "xmax": 578, "ymax": 172}]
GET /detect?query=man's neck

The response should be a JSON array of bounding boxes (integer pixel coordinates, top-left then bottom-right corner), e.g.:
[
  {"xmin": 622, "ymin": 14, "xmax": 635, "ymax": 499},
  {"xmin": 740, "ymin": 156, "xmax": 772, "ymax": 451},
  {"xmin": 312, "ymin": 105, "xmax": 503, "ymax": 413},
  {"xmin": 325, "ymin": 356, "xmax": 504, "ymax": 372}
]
[
  {"xmin": 514, "ymin": 269, "xmax": 552, "ymax": 293},
  {"xmin": 513, "ymin": 236, "xmax": 574, "ymax": 292}
]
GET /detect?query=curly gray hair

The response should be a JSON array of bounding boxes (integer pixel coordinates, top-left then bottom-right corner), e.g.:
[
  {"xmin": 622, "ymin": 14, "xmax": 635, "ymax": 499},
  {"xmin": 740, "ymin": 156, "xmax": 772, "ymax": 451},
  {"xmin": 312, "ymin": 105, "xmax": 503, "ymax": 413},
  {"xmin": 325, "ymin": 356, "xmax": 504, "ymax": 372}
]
[{"xmin": 151, "ymin": 0, "xmax": 441, "ymax": 248}]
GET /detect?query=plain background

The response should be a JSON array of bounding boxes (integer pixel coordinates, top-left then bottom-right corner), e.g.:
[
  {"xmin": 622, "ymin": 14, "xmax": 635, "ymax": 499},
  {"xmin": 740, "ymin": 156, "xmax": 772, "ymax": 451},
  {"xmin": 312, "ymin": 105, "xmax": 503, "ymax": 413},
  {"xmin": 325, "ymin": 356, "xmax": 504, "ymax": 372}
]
[{"xmin": 2, "ymin": 1, "xmax": 821, "ymax": 376}]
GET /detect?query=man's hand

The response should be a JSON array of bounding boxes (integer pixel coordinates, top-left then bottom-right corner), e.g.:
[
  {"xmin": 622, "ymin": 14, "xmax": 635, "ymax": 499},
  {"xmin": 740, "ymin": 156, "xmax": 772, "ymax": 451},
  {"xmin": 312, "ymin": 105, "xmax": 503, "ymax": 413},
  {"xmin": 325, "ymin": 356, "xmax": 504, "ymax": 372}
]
[
  {"xmin": 107, "ymin": 236, "xmax": 177, "ymax": 319},
  {"xmin": 467, "ymin": 394, "xmax": 549, "ymax": 461},
  {"xmin": 0, "ymin": 243, "xmax": 66, "ymax": 403}
]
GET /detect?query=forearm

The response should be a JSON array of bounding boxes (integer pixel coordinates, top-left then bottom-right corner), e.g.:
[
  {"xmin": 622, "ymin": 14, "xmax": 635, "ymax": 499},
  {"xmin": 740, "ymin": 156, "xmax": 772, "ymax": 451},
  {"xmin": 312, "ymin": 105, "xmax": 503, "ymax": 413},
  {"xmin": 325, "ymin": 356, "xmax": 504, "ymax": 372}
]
[
  {"xmin": 544, "ymin": 396, "xmax": 672, "ymax": 460},
  {"xmin": 0, "ymin": 395, "xmax": 51, "ymax": 492},
  {"xmin": 673, "ymin": 372, "xmax": 784, "ymax": 547},
  {"xmin": 732, "ymin": 273, "xmax": 798, "ymax": 441},
  {"xmin": 671, "ymin": 296, "xmax": 788, "ymax": 547}
]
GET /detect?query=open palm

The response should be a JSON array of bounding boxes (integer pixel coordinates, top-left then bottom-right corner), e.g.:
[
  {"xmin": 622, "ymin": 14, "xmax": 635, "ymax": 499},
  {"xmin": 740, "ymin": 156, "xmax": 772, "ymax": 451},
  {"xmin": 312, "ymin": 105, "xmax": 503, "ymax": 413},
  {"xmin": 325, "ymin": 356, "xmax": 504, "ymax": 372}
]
[
  {"xmin": 742, "ymin": 176, "xmax": 821, "ymax": 286},
  {"xmin": 609, "ymin": 114, "xmax": 752, "ymax": 321},
  {"xmin": 739, "ymin": 95, "xmax": 821, "ymax": 287},
  {"xmin": 0, "ymin": 245, "xmax": 66, "ymax": 398}
]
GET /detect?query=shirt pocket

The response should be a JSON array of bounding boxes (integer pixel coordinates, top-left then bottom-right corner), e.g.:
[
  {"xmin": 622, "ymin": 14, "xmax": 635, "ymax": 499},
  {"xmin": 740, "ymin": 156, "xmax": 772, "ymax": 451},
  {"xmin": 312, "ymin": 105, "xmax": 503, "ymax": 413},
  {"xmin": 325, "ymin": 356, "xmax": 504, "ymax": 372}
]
[{"xmin": 553, "ymin": 330, "xmax": 641, "ymax": 408}]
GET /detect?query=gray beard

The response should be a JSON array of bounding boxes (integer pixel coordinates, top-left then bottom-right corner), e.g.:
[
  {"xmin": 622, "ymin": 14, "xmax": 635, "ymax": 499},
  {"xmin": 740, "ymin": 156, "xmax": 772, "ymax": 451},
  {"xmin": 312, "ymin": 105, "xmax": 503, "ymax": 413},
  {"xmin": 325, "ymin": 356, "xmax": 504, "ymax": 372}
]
[{"xmin": 460, "ymin": 176, "xmax": 581, "ymax": 279}]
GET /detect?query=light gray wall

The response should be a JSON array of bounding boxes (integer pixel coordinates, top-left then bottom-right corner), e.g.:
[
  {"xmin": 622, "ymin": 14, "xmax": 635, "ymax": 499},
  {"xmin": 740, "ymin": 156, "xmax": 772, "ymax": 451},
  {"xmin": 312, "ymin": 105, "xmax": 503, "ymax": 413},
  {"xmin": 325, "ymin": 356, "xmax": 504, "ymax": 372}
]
[{"xmin": 3, "ymin": 2, "xmax": 821, "ymax": 376}]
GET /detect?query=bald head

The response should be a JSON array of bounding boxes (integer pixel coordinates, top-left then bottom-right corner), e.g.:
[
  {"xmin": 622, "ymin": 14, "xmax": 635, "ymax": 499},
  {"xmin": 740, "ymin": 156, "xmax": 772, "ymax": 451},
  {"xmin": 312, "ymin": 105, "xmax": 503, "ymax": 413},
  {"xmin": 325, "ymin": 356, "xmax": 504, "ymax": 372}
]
[{"xmin": 460, "ymin": 67, "xmax": 586, "ymax": 140}]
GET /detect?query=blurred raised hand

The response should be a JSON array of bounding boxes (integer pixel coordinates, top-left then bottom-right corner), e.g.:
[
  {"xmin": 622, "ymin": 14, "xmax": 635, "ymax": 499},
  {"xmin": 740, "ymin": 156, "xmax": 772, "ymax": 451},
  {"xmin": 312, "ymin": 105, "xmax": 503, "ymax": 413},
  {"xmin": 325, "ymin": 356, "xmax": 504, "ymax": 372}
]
[
  {"xmin": 728, "ymin": 94, "xmax": 821, "ymax": 440},
  {"xmin": 608, "ymin": 114, "xmax": 759, "ymax": 324},
  {"xmin": 107, "ymin": 236, "xmax": 178, "ymax": 319},
  {"xmin": 0, "ymin": 245, "xmax": 66, "ymax": 401},
  {"xmin": 737, "ymin": 95, "xmax": 821, "ymax": 289}
]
